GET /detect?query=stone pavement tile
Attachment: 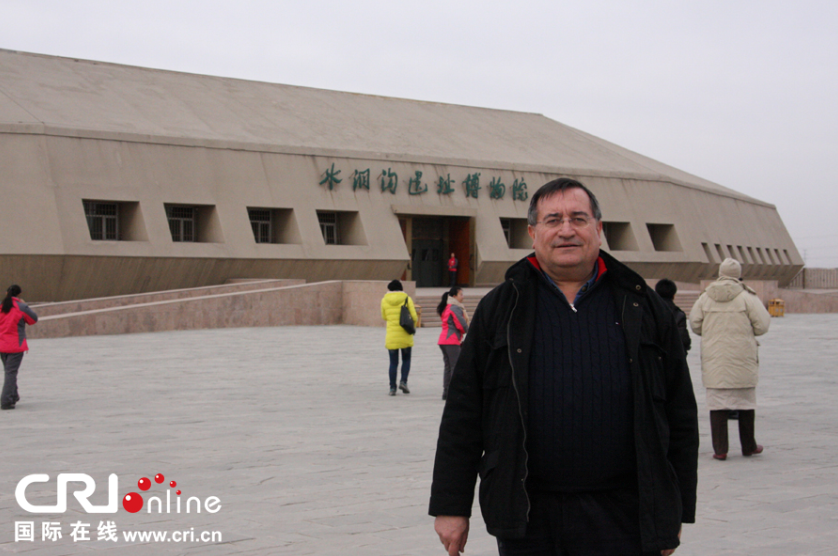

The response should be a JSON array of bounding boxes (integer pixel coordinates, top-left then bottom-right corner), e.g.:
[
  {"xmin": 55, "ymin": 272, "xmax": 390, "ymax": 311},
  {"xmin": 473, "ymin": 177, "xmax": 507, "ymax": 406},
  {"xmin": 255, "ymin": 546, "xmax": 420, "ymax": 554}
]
[
  {"xmin": 677, "ymin": 534, "xmax": 752, "ymax": 556},
  {"xmin": 812, "ymin": 529, "xmax": 838, "ymax": 552},
  {"xmin": 749, "ymin": 539, "xmax": 834, "ymax": 556}
]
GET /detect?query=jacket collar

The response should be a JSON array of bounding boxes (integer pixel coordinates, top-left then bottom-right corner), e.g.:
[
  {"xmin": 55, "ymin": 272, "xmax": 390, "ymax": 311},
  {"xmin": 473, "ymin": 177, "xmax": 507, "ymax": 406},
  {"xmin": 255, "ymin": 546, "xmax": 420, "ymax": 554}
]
[{"xmin": 507, "ymin": 250, "xmax": 645, "ymax": 294}]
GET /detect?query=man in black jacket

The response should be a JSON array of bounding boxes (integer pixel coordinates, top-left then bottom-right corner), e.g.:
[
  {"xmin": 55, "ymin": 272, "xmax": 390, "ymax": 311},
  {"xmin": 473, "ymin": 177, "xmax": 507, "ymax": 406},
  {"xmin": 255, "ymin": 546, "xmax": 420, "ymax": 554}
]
[
  {"xmin": 430, "ymin": 178, "xmax": 698, "ymax": 556},
  {"xmin": 654, "ymin": 278, "xmax": 691, "ymax": 353}
]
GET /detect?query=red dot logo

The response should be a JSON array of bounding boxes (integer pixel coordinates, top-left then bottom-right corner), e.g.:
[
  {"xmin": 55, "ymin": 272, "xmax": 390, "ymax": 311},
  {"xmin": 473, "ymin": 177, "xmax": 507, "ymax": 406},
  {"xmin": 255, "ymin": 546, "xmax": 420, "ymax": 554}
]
[
  {"xmin": 169, "ymin": 480, "xmax": 177, "ymax": 488},
  {"xmin": 176, "ymin": 490, "xmax": 181, "ymax": 495},
  {"xmin": 122, "ymin": 493, "xmax": 144, "ymax": 513},
  {"xmin": 138, "ymin": 477, "xmax": 151, "ymax": 491},
  {"xmin": 154, "ymin": 473, "xmax": 165, "ymax": 484}
]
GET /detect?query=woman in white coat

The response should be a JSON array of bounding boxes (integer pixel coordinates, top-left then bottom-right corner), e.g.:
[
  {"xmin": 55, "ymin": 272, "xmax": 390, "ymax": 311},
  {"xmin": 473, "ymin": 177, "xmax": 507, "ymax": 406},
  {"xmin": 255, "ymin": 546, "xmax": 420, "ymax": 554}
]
[{"xmin": 689, "ymin": 258, "xmax": 771, "ymax": 460}]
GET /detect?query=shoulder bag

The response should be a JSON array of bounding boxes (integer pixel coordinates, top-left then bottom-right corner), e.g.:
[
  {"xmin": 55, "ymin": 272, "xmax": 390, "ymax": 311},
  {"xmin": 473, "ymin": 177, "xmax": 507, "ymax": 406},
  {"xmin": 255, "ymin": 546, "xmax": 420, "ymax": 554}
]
[{"xmin": 399, "ymin": 297, "xmax": 416, "ymax": 335}]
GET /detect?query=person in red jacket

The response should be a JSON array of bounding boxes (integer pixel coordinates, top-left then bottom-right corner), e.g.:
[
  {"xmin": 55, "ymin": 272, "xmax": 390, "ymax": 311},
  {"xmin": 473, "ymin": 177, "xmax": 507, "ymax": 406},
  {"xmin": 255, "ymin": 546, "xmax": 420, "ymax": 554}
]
[
  {"xmin": 1, "ymin": 285, "xmax": 38, "ymax": 410},
  {"xmin": 436, "ymin": 286, "xmax": 469, "ymax": 400},
  {"xmin": 447, "ymin": 254, "xmax": 459, "ymax": 287}
]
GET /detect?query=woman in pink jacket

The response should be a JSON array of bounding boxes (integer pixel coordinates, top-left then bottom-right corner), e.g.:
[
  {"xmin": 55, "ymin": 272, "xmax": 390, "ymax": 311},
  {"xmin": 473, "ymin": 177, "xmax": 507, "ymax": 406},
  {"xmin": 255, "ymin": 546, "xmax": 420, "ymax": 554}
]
[
  {"xmin": 1, "ymin": 285, "xmax": 38, "ymax": 410},
  {"xmin": 436, "ymin": 286, "xmax": 469, "ymax": 401}
]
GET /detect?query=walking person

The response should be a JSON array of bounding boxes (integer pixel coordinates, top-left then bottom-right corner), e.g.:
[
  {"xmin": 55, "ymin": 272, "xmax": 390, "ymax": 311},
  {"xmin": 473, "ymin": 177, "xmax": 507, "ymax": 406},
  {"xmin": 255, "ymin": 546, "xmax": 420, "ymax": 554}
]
[
  {"xmin": 689, "ymin": 258, "xmax": 771, "ymax": 460},
  {"xmin": 437, "ymin": 286, "xmax": 469, "ymax": 401},
  {"xmin": 447, "ymin": 253, "xmax": 459, "ymax": 287},
  {"xmin": 381, "ymin": 280, "xmax": 419, "ymax": 396},
  {"xmin": 430, "ymin": 178, "xmax": 698, "ymax": 556},
  {"xmin": 1, "ymin": 285, "xmax": 38, "ymax": 410},
  {"xmin": 655, "ymin": 279, "xmax": 691, "ymax": 353}
]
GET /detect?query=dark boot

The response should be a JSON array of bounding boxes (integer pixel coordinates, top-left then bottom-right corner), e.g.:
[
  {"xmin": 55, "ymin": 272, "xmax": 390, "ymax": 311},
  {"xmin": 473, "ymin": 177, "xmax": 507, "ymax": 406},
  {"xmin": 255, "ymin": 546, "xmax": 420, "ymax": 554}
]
[
  {"xmin": 710, "ymin": 411, "xmax": 729, "ymax": 459},
  {"xmin": 739, "ymin": 410, "xmax": 763, "ymax": 456}
]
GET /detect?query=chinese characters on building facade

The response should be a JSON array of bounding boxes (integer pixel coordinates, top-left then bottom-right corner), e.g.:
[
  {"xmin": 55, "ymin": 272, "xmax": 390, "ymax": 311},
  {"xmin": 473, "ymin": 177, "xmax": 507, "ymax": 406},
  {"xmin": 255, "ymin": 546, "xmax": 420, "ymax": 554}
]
[{"xmin": 319, "ymin": 164, "xmax": 528, "ymax": 201}]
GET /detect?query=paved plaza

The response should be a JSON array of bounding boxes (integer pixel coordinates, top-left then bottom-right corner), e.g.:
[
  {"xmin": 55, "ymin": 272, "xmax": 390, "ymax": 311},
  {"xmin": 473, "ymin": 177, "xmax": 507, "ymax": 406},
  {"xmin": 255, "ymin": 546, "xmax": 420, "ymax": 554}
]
[{"xmin": 1, "ymin": 313, "xmax": 837, "ymax": 555}]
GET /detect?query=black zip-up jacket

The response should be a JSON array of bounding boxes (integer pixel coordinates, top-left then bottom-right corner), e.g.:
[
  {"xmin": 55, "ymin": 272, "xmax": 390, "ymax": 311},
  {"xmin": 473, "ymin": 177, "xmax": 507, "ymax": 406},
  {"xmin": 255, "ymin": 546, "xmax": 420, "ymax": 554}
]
[
  {"xmin": 429, "ymin": 251, "xmax": 699, "ymax": 553},
  {"xmin": 662, "ymin": 298, "xmax": 692, "ymax": 353}
]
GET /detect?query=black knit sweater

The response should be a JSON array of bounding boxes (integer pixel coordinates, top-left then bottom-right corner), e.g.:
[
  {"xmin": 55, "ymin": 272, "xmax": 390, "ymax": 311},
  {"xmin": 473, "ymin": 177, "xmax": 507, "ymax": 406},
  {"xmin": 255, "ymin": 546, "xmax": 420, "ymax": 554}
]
[{"xmin": 526, "ymin": 272, "xmax": 636, "ymax": 492}]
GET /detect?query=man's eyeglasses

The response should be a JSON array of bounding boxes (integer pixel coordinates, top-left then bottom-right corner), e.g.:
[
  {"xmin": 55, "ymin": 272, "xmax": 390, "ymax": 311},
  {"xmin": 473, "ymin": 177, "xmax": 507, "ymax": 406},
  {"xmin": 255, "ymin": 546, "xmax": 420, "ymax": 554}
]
[{"xmin": 536, "ymin": 215, "xmax": 592, "ymax": 229}]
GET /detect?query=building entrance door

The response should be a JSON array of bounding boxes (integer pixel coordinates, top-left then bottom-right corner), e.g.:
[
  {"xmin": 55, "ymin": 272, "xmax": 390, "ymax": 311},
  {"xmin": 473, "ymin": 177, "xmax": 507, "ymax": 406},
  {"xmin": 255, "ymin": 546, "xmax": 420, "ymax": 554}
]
[
  {"xmin": 411, "ymin": 217, "xmax": 443, "ymax": 287},
  {"xmin": 412, "ymin": 239, "xmax": 443, "ymax": 287},
  {"xmin": 407, "ymin": 216, "xmax": 472, "ymax": 287},
  {"xmin": 448, "ymin": 219, "xmax": 471, "ymax": 286}
]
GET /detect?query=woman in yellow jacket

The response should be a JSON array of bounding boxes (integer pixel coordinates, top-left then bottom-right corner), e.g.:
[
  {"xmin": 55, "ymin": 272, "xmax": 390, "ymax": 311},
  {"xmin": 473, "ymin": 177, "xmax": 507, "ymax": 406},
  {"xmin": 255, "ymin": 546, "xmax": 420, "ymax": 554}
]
[{"xmin": 381, "ymin": 280, "xmax": 419, "ymax": 396}]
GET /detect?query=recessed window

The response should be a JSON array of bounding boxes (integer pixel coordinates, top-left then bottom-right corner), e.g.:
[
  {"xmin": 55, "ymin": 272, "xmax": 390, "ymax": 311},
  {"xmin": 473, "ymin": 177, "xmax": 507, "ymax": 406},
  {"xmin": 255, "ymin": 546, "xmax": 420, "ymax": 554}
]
[
  {"xmin": 318, "ymin": 212, "xmax": 339, "ymax": 245},
  {"xmin": 316, "ymin": 210, "xmax": 367, "ymax": 246},
  {"xmin": 702, "ymin": 242, "xmax": 716, "ymax": 263},
  {"xmin": 84, "ymin": 201, "xmax": 119, "ymax": 240},
  {"xmin": 755, "ymin": 247, "xmax": 768, "ymax": 265},
  {"xmin": 500, "ymin": 218, "xmax": 530, "ymax": 249},
  {"xmin": 715, "ymin": 244, "xmax": 726, "ymax": 262},
  {"xmin": 167, "ymin": 206, "xmax": 196, "ymax": 242},
  {"xmin": 646, "ymin": 224, "xmax": 682, "ymax": 252},
  {"xmin": 83, "ymin": 200, "xmax": 147, "ymax": 241},
  {"xmin": 249, "ymin": 209, "xmax": 271, "ymax": 243},
  {"xmin": 165, "ymin": 204, "xmax": 223, "ymax": 243},
  {"xmin": 602, "ymin": 222, "xmax": 638, "ymax": 251},
  {"xmin": 248, "ymin": 207, "xmax": 301, "ymax": 244}
]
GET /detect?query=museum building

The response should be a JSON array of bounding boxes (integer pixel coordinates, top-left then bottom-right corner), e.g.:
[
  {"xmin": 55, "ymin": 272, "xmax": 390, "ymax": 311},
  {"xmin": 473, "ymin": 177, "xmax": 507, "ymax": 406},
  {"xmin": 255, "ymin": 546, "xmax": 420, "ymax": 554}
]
[{"xmin": 0, "ymin": 50, "xmax": 802, "ymax": 302}]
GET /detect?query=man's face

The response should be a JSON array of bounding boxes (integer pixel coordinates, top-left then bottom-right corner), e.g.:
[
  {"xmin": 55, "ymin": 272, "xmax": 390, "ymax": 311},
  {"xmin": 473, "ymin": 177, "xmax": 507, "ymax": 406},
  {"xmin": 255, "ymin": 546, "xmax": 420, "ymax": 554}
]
[{"xmin": 527, "ymin": 188, "xmax": 603, "ymax": 280}]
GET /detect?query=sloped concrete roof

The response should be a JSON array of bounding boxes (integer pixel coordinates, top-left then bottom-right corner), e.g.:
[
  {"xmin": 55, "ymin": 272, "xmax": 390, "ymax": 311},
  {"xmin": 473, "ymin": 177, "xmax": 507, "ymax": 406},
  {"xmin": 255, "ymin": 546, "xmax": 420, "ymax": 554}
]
[{"xmin": 0, "ymin": 49, "xmax": 757, "ymax": 203}]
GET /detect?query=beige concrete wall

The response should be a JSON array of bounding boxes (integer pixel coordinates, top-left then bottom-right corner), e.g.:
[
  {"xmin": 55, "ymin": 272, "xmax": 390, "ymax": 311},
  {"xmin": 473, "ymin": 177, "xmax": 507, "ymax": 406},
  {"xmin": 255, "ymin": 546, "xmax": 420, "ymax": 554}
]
[
  {"xmin": 27, "ymin": 280, "xmax": 417, "ymax": 339},
  {"xmin": 787, "ymin": 268, "xmax": 838, "ymax": 289},
  {"xmin": 29, "ymin": 281, "xmax": 343, "ymax": 339},
  {"xmin": 775, "ymin": 289, "xmax": 838, "ymax": 313},
  {"xmin": 30, "ymin": 279, "xmax": 303, "ymax": 316}
]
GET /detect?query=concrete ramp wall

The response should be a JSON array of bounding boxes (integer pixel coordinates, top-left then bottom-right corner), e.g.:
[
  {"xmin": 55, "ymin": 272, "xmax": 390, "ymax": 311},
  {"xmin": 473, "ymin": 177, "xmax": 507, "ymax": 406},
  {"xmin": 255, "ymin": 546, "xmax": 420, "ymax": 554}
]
[
  {"xmin": 30, "ymin": 279, "xmax": 304, "ymax": 317},
  {"xmin": 776, "ymin": 288, "xmax": 838, "ymax": 313},
  {"xmin": 28, "ymin": 280, "xmax": 413, "ymax": 339}
]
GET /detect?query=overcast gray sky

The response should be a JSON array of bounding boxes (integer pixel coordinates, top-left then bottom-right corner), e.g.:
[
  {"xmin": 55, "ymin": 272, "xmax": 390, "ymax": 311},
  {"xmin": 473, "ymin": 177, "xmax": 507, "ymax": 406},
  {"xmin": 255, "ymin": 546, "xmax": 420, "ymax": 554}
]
[{"xmin": 3, "ymin": 0, "xmax": 836, "ymax": 266}]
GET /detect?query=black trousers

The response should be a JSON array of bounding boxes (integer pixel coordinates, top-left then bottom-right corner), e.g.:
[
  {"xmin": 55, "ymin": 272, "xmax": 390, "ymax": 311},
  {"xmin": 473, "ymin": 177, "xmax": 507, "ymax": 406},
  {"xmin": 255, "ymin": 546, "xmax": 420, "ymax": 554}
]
[
  {"xmin": 710, "ymin": 409, "xmax": 758, "ymax": 455},
  {"xmin": 497, "ymin": 489, "xmax": 661, "ymax": 556},
  {"xmin": 439, "ymin": 344, "xmax": 461, "ymax": 398},
  {"xmin": 1, "ymin": 352, "xmax": 23, "ymax": 407}
]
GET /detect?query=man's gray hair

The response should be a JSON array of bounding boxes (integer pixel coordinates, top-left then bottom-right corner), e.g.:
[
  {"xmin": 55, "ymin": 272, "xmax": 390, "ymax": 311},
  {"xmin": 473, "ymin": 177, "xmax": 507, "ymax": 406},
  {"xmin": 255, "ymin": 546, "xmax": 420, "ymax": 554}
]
[{"xmin": 526, "ymin": 178, "xmax": 603, "ymax": 226}]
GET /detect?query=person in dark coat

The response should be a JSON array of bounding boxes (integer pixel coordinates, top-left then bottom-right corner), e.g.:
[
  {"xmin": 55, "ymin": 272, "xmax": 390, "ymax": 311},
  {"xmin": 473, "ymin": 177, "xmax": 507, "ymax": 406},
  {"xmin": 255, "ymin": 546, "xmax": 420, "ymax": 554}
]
[
  {"xmin": 655, "ymin": 278, "xmax": 691, "ymax": 353},
  {"xmin": 430, "ymin": 179, "xmax": 698, "ymax": 556}
]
